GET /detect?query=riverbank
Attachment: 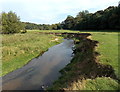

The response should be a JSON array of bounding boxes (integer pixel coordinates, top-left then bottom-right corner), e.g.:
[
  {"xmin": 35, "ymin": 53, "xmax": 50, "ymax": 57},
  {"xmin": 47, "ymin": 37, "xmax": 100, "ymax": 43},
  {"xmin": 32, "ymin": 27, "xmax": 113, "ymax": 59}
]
[
  {"xmin": 2, "ymin": 32, "xmax": 63, "ymax": 76},
  {"xmin": 2, "ymin": 39, "xmax": 74, "ymax": 90},
  {"xmin": 48, "ymin": 32, "xmax": 119, "ymax": 90},
  {"xmin": 2, "ymin": 30, "xmax": 119, "ymax": 90}
]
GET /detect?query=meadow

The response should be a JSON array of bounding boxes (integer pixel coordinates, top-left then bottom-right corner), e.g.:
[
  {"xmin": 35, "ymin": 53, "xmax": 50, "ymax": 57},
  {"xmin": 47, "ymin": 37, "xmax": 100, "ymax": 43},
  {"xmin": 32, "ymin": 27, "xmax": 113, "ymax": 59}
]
[
  {"xmin": 92, "ymin": 32, "xmax": 119, "ymax": 79},
  {"xmin": 27, "ymin": 30, "xmax": 80, "ymax": 33},
  {"xmin": 41, "ymin": 30, "xmax": 119, "ymax": 90},
  {"xmin": 77, "ymin": 32, "xmax": 119, "ymax": 90},
  {"xmin": 1, "ymin": 30, "xmax": 119, "ymax": 90},
  {"xmin": 82, "ymin": 32, "xmax": 119, "ymax": 90},
  {"xmin": 2, "ymin": 31, "xmax": 63, "ymax": 76}
]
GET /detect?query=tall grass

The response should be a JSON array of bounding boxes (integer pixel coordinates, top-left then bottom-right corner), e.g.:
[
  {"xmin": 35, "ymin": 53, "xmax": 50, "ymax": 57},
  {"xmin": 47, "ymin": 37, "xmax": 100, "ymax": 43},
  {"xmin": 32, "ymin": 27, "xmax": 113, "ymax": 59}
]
[{"xmin": 2, "ymin": 32, "xmax": 63, "ymax": 76}]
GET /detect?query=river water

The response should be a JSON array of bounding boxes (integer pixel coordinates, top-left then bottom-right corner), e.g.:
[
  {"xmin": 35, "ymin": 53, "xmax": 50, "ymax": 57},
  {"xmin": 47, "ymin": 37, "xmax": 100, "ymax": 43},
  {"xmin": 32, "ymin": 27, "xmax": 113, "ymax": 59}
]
[{"xmin": 2, "ymin": 39, "xmax": 74, "ymax": 90}]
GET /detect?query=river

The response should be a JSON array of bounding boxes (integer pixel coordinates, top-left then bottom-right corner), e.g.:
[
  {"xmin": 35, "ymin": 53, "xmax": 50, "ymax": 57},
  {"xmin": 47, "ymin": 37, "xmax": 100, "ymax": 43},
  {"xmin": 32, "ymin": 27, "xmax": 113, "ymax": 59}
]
[{"xmin": 2, "ymin": 39, "xmax": 74, "ymax": 90}]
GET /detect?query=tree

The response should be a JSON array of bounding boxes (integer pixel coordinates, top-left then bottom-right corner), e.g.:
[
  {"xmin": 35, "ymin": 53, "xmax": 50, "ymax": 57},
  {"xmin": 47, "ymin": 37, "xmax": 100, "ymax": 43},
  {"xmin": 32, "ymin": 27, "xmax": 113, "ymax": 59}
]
[
  {"xmin": 74, "ymin": 10, "xmax": 89, "ymax": 30},
  {"xmin": 1, "ymin": 11, "xmax": 24, "ymax": 34},
  {"xmin": 60, "ymin": 6, "xmax": 120, "ymax": 31},
  {"xmin": 62, "ymin": 15, "xmax": 75, "ymax": 29},
  {"xmin": 52, "ymin": 24, "xmax": 58, "ymax": 30}
]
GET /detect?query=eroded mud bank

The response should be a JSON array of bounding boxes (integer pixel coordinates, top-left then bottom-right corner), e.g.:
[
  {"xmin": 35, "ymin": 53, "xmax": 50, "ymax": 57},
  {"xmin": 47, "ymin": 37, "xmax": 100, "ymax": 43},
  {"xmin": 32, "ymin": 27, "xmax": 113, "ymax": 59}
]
[{"xmin": 48, "ymin": 33, "xmax": 119, "ymax": 90}]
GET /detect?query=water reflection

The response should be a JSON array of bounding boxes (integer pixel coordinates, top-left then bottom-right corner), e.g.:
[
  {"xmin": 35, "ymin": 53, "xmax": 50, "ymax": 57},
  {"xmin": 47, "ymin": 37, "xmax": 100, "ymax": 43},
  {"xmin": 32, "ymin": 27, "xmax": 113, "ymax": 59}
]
[{"xmin": 2, "ymin": 39, "xmax": 74, "ymax": 90}]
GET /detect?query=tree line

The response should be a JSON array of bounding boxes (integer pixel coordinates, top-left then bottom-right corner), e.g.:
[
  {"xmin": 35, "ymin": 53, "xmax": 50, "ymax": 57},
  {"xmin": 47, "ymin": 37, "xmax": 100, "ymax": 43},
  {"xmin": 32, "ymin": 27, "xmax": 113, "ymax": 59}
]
[
  {"xmin": 61, "ymin": 6, "xmax": 120, "ymax": 31},
  {"xmin": 1, "ymin": 5, "xmax": 120, "ymax": 34},
  {"xmin": 23, "ymin": 22, "xmax": 62, "ymax": 30},
  {"xmin": 24, "ymin": 6, "xmax": 120, "ymax": 31}
]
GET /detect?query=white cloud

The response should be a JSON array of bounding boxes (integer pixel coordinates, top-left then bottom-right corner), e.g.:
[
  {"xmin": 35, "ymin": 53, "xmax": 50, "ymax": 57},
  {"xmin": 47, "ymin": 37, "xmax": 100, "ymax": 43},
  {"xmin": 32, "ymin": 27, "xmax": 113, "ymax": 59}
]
[{"xmin": 1, "ymin": 0, "xmax": 119, "ymax": 24}]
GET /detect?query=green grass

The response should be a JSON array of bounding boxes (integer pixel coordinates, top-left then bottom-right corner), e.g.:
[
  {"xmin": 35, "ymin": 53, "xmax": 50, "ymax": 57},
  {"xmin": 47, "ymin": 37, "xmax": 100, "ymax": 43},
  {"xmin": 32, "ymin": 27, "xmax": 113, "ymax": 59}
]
[
  {"xmin": 2, "ymin": 31, "xmax": 63, "ymax": 76},
  {"xmin": 28, "ymin": 31, "xmax": 119, "ymax": 90},
  {"xmin": 1, "ymin": 30, "xmax": 119, "ymax": 90},
  {"xmin": 46, "ymin": 31, "xmax": 119, "ymax": 90},
  {"xmin": 91, "ymin": 32, "xmax": 119, "ymax": 78},
  {"xmin": 27, "ymin": 29, "xmax": 80, "ymax": 33},
  {"xmin": 81, "ymin": 32, "xmax": 119, "ymax": 90},
  {"xmin": 83, "ymin": 77, "xmax": 119, "ymax": 90}
]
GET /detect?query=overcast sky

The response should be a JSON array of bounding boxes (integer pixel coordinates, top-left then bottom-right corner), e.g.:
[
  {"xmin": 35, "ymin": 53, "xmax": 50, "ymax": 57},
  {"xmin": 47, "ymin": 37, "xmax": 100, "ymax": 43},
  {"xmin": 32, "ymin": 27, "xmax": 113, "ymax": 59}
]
[{"xmin": 0, "ymin": 0, "xmax": 119, "ymax": 24}]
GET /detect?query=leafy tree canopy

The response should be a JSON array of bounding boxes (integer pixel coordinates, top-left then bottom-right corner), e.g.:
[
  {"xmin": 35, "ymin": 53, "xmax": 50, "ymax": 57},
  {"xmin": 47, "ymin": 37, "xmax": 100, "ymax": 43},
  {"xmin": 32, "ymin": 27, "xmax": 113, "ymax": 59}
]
[{"xmin": 1, "ymin": 11, "xmax": 25, "ymax": 34}]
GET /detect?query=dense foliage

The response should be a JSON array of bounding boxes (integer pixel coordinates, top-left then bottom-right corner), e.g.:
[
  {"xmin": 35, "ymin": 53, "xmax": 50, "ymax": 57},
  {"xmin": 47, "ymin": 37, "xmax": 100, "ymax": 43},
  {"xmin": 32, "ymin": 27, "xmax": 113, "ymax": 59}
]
[
  {"xmin": 1, "ymin": 11, "xmax": 25, "ymax": 34},
  {"xmin": 24, "ymin": 6, "xmax": 120, "ymax": 31},
  {"xmin": 23, "ymin": 22, "xmax": 62, "ymax": 30},
  {"xmin": 3, "ymin": 6, "xmax": 119, "ymax": 32},
  {"xmin": 62, "ymin": 6, "xmax": 120, "ymax": 30}
]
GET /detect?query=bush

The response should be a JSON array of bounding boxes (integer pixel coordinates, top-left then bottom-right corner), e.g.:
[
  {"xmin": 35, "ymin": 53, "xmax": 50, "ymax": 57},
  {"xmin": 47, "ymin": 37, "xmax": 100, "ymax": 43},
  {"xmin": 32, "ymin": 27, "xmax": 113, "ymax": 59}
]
[{"xmin": 1, "ymin": 11, "xmax": 24, "ymax": 34}]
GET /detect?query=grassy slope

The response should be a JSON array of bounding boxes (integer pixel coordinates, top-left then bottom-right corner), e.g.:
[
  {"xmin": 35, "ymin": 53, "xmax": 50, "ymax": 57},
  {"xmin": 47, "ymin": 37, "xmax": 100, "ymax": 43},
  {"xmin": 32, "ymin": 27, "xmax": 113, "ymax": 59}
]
[{"xmin": 2, "ymin": 31, "xmax": 63, "ymax": 76}]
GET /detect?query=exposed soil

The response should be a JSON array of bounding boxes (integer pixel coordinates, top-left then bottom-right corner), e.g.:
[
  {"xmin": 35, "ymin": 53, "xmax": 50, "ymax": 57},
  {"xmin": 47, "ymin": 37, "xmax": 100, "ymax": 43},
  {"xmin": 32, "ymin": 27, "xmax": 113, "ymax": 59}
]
[
  {"xmin": 71, "ymin": 39, "xmax": 117, "ymax": 80},
  {"xmin": 48, "ymin": 33, "xmax": 119, "ymax": 90}
]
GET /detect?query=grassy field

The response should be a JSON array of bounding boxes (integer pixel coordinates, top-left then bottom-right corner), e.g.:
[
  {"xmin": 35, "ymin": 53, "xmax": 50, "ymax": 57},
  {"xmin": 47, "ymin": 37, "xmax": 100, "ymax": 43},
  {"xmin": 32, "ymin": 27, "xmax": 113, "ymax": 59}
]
[
  {"xmin": 81, "ymin": 32, "xmax": 119, "ymax": 90},
  {"xmin": 1, "ymin": 30, "xmax": 119, "ymax": 90},
  {"xmin": 27, "ymin": 30, "xmax": 80, "ymax": 33},
  {"xmin": 2, "ymin": 31, "xmax": 63, "ymax": 76},
  {"xmin": 35, "ymin": 30, "xmax": 119, "ymax": 78},
  {"xmin": 45, "ymin": 30, "xmax": 119, "ymax": 90},
  {"xmin": 91, "ymin": 32, "xmax": 119, "ymax": 79},
  {"xmin": 77, "ymin": 77, "xmax": 118, "ymax": 90}
]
